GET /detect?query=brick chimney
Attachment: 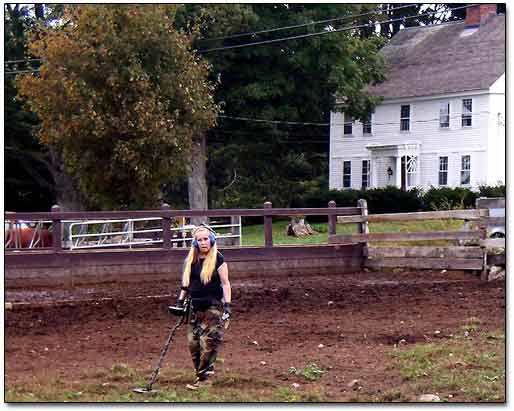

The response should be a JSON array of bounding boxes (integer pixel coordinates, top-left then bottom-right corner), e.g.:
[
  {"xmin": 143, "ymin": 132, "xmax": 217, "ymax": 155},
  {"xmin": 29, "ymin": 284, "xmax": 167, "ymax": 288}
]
[{"xmin": 465, "ymin": 4, "xmax": 497, "ymax": 27}]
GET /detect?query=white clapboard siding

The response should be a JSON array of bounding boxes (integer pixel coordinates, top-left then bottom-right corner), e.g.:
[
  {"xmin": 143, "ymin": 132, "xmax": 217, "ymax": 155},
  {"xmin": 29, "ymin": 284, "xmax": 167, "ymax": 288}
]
[
  {"xmin": 487, "ymin": 74, "xmax": 506, "ymax": 185},
  {"xmin": 329, "ymin": 88, "xmax": 504, "ymax": 191}
]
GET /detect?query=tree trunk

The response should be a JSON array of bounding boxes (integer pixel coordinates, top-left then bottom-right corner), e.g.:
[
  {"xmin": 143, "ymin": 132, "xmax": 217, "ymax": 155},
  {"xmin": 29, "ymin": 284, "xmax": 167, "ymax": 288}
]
[
  {"xmin": 285, "ymin": 216, "xmax": 316, "ymax": 237},
  {"xmin": 34, "ymin": 4, "xmax": 45, "ymax": 20},
  {"xmin": 48, "ymin": 148, "xmax": 85, "ymax": 211},
  {"xmin": 187, "ymin": 135, "xmax": 208, "ymax": 225}
]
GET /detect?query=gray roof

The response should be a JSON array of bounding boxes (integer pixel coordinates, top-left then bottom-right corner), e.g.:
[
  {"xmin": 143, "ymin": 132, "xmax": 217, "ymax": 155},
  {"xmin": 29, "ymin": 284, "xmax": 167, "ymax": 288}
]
[{"xmin": 366, "ymin": 14, "xmax": 505, "ymax": 100}]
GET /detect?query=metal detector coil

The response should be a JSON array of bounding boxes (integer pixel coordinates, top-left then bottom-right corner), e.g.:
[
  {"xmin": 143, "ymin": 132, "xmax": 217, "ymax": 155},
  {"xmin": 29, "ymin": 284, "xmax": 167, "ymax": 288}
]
[{"xmin": 168, "ymin": 304, "xmax": 187, "ymax": 317}]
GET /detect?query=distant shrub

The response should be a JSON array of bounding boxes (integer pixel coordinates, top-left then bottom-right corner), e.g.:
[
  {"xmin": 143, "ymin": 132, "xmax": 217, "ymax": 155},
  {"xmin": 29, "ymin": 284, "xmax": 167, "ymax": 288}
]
[
  {"xmin": 299, "ymin": 186, "xmax": 423, "ymax": 214},
  {"xmin": 289, "ymin": 183, "xmax": 504, "ymax": 216},
  {"xmin": 364, "ymin": 186, "xmax": 424, "ymax": 214},
  {"xmin": 478, "ymin": 183, "xmax": 506, "ymax": 198},
  {"xmin": 423, "ymin": 186, "xmax": 478, "ymax": 210}
]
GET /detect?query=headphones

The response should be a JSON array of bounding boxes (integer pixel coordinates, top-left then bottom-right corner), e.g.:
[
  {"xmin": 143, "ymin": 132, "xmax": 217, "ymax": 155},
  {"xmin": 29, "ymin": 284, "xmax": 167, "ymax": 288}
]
[{"xmin": 192, "ymin": 224, "xmax": 216, "ymax": 248}]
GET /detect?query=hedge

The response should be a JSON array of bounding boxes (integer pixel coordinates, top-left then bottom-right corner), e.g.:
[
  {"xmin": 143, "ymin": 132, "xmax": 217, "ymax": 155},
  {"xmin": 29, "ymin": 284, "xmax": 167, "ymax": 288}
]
[{"xmin": 294, "ymin": 184, "xmax": 505, "ymax": 215}]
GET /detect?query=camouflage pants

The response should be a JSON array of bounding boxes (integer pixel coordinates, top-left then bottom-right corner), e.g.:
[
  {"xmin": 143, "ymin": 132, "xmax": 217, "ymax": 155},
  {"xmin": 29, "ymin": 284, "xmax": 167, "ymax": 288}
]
[{"xmin": 187, "ymin": 306, "xmax": 225, "ymax": 380}]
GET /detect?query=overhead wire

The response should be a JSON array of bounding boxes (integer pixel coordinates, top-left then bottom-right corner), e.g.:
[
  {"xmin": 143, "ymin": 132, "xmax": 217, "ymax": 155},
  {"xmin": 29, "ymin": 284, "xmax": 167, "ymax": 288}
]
[
  {"xmin": 5, "ymin": 69, "xmax": 40, "ymax": 75},
  {"xmin": 198, "ymin": 3, "xmax": 419, "ymax": 43},
  {"xmin": 4, "ymin": 3, "xmax": 478, "ymax": 73},
  {"xmin": 197, "ymin": 3, "xmax": 478, "ymax": 53},
  {"xmin": 4, "ymin": 58, "xmax": 41, "ymax": 64},
  {"xmin": 219, "ymin": 111, "xmax": 492, "ymax": 128}
]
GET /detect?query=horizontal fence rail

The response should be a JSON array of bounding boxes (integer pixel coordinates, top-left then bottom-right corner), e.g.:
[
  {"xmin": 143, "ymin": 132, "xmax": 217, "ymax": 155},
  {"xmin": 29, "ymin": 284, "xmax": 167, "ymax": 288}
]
[
  {"xmin": 337, "ymin": 209, "xmax": 486, "ymax": 224},
  {"xmin": 5, "ymin": 207, "xmax": 360, "ymax": 221},
  {"xmin": 5, "ymin": 202, "xmax": 362, "ymax": 251},
  {"xmin": 365, "ymin": 246, "xmax": 484, "ymax": 259},
  {"xmin": 480, "ymin": 238, "xmax": 506, "ymax": 249},
  {"xmin": 329, "ymin": 230, "xmax": 486, "ymax": 244},
  {"xmin": 365, "ymin": 257, "xmax": 485, "ymax": 271}
]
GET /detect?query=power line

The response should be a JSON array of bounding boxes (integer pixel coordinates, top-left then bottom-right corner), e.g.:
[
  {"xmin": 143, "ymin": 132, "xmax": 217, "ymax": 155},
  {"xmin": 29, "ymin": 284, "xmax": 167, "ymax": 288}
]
[
  {"xmin": 5, "ymin": 69, "xmax": 40, "ymax": 75},
  {"xmin": 3, "ymin": 4, "xmax": 418, "ymax": 68},
  {"xmin": 4, "ymin": 4, "xmax": 476, "ymax": 70},
  {"xmin": 199, "ymin": 3, "xmax": 419, "ymax": 43},
  {"xmin": 220, "ymin": 111, "xmax": 492, "ymax": 128},
  {"xmin": 218, "ymin": 115, "xmax": 329, "ymax": 127},
  {"xmin": 5, "ymin": 58, "xmax": 41, "ymax": 64},
  {"xmin": 198, "ymin": 4, "xmax": 478, "ymax": 53}
]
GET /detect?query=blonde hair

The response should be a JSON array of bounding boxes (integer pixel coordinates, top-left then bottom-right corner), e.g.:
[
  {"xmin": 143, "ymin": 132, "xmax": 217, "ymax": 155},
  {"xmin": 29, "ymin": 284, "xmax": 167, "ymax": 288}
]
[{"xmin": 182, "ymin": 227, "xmax": 218, "ymax": 286}]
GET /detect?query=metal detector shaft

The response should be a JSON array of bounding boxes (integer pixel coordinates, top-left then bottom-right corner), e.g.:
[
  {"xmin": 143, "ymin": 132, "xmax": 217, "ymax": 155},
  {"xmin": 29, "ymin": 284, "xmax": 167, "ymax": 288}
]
[{"xmin": 143, "ymin": 307, "xmax": 188, "ymax": 391}]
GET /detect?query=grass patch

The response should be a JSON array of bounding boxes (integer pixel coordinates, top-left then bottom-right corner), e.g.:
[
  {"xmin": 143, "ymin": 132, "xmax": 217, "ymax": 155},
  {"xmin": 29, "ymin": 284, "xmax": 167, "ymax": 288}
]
[
  {"xmin": 5, "ymin": 360, "xmax": 330, "ymax": 403},
  {"xmin": 275, "ymin": 387, "xmax": 328, "ymax": 402},
  {"xmin": 241, "ymin": 219, "xmax": 464, "ymax": 246},
  {"xmin": 288, "ymin": 363, "xmax": 327, "ymax": 381},
  {"xmin": 5, "ymin": 364, "xmax": 281, "ymax": 403},
  {"xmin": 348, "ymin": 388, "xmax": 409, "ymax": 403},
  {"xmin": 389, "ymin": 327, "xmax": 505, "ymax": 402}
]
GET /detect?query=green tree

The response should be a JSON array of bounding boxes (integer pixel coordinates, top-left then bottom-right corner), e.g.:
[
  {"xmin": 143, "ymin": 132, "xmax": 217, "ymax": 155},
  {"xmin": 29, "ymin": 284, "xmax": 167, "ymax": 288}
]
[
  {"xmin": 5, "ymin": 4, "xmax": 56, "ymax": 211},
  {"xmin": 177, "ymin": 4, "xmax": 386, "ymax": 208},
  {"xmin": 378, "ymin": 3, "xmax": 475, "ymax": 38},
  {"xmin": 184, "ymin": 4, "xmax": 479, "ymax": 208},
  {"xmin": 17, "ymin": 5, "xmax": 219, "ymax": 210}
]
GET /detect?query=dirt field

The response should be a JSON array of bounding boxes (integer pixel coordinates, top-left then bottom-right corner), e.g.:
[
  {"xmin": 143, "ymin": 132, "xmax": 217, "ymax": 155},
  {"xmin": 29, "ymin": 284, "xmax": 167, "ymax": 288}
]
[{"xmin": 5, "ymin": 269, "xmax": 505, "ymax": 402}]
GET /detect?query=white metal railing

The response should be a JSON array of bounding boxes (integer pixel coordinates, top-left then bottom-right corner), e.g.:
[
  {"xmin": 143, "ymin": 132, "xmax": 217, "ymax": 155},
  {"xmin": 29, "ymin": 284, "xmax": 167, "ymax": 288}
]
[
  {"xmin": 68, "ymin": 217, "xmax": 242, "ymax": 250},
  {"xmin": 5, "ymin": 220, "xmax": 54, "ymax": 249},
  {"xmin": 5, "ymin": 219, "xmax": 79, "ymax": 249}
]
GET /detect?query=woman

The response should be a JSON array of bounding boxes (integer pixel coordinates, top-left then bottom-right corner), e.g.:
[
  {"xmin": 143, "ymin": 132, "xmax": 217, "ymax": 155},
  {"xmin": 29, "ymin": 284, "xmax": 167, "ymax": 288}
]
[{"xmin": 176, "ymin": 224, "xmax": 231, "ymax": 390}]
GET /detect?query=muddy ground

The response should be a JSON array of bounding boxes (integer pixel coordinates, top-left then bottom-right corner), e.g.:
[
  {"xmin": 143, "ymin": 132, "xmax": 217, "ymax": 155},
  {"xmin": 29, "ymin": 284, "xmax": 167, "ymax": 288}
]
[{"xmin": 5, "ymin": 269, "xmax": 505, "ymax": 401}]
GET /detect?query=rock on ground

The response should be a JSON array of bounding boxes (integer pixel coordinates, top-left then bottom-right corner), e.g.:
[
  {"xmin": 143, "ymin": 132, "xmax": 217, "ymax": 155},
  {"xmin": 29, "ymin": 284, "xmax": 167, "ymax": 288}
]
[{"xmin": 418, "ymin": 394, "xmax": 441, "ymax": 402}]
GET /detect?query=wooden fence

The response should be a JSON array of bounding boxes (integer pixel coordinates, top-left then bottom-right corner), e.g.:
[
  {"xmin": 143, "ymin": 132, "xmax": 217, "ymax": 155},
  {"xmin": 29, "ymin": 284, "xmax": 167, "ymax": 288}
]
[
  {"xmin": 5, "ymin": 198, "xmax": 505, "ymax": 287},
  {"xmin": 4, "ymin": 202, "xmax": 364, "ymax": 288},
  {"xmin": 329, "ymin": 197, "xmax": 505, "ymax": 280}
]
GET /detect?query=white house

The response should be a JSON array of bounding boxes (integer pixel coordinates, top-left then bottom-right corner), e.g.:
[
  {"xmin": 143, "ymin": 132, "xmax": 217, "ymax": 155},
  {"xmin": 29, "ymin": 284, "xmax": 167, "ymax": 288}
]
[{"xmin": 329, "ymin": 5, "xmax": 505, "ymax": 191}]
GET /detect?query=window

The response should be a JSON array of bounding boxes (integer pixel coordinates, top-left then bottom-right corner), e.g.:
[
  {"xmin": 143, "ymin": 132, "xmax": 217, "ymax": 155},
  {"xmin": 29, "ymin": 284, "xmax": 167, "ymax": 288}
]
[
  {"xmin": 461, "ymin": 155, "xmax": 471, "ymax": 185},
  {"xmin": 400, "ymin": 105, "xmax": 410, "ymax": 131},
  {"xmin": 362, "ymin": 113, "xmax": 372, "ymax": 135},
  {"xmin": 440, "ymin": 102, "xmax": 450, "ymax": 128},
  {"xmin": 462, "ymin": 99, "xmax": 472, "ymax": 127},
  {"xmin": 438, "ymin": 156, "xmax": 448, "ymax": 186},
  {"xmin": 343, "ymin": 113, "xmax": 353, "ymax": 135},
  {"xmin": 362, "ymin": 160, "xmax": 370, "ymax": 189},
  {"xmin": 343, "ymin": 161, "xmax": 351, "ymax": 188}
]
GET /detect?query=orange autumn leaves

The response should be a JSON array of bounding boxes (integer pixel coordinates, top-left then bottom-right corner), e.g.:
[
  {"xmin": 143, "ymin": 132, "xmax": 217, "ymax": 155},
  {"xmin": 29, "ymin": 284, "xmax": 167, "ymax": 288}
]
[{"xmin": 18, "ymin": 5, "xmax": 219, "ymax": 209}]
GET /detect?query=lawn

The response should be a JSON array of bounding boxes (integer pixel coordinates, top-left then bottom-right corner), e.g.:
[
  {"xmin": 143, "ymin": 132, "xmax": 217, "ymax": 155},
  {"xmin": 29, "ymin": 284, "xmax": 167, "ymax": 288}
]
[{"xmin": 240, "ymin": 219, "xmax": 464, "ymax": 247}]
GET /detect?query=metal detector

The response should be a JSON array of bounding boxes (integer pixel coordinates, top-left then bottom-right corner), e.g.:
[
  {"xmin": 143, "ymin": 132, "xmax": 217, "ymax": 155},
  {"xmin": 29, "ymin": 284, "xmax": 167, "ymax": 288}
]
[{"xmin": 133, "ymin": 297, "xmax": 191, "ymax": 394}]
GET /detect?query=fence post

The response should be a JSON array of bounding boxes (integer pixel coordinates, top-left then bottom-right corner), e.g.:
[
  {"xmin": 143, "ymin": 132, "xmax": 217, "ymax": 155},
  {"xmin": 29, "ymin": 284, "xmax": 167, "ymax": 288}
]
[
  {"xmin": 475, "ymin": 197, "xmax": 489, "ymax": 281},
  {"xmin": 264, "ymin": 201, "xmax": 273, "ymax": 248},
  {"xmin": 357, "ymin": 199, "xmax": 369, "ymax": 263},
  {"xmin": 161, "ymin": 203, "xmax": 172, "ymax": 249},
  {"xmin": 357, "ymin": 199, "xmax": 369, "ymax": 234},
  {"xmin": 231, "ymin": 215, "xmax": 240, "ymax": 246},
  {"xmin": 51, "ymin": 205, "xmax": 62, "ymax": 252},
  {"xmin": 328, "ymin": 201, "xmax": 337, "ymax": 236}
]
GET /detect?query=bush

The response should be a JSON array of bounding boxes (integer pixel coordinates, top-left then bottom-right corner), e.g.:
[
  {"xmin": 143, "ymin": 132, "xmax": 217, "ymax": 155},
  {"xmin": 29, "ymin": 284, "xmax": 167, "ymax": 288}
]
[
  {"xmin": 299, "ymin": 186, "xmax": 424, "ymax": 214},
  {"xmin": 291, "ymin": 184, "xmax": 504, "ymax": 216},
  {"xmin": 478, "ymin": 183, "xmax": 506, "ymax": 198},
  {"xmin": 364, "ymin": 186, "xmax": 424, "ymax": 214},
  {"xmin": 423, "ymin": 186, "xmax": 478, "ymax": 210}
]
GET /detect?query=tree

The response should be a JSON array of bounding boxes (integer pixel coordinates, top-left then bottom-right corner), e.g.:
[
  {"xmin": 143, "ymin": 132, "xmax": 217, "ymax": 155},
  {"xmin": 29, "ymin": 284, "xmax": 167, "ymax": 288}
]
[
  {"xmin": 177, "ymin": 4, "xmax": 387, "ymax": 208},
  {"xmin": 174, "ymin": 4, "xmax": 257, "ymax": 211},
  {"xmin": 17, "ymin": 5, "xmax": 219, "ymax": 210},
  {"xmin": 5, "ymin": 4, "xmax": 56, "ymax": 211},
  {"xmin": 186, "ymin": 4, "xmax": 477, "ymax": 209}
]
